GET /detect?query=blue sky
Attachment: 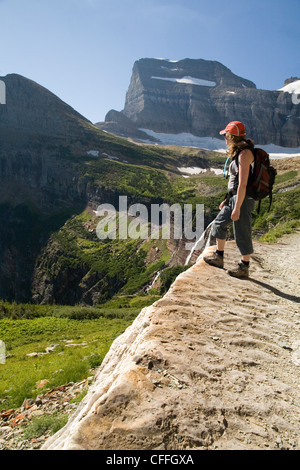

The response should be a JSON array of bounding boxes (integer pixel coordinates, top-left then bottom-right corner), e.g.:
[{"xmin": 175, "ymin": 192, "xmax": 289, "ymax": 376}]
[{"xmin": 0, "ymin": 0, "xmax": 299, "ymax": 123}]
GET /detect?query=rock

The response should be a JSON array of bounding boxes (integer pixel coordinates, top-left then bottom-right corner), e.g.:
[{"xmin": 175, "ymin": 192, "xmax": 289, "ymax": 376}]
[
  {"xmin": 36, "ymin": 379, "xmax": 50, "ymax": 389},
  {"xmin": 11, "ymin": 413, "xmax": 26, "ymax": 427},
  {"xmin": 42, "ymin": 236, "xmax": 300, "ymax": 451},
  {"xmin": 22, "ymin": 399, "xmax": 35, "ymax": 409},
  {"xmin": 291, "ymin": 340, "xmax": 300, "ymax": 366},
  {"xmin": 0, "ymin": 378, "xmax": 93, "ymax": 450},
  {"xmin": 45, "ymin": 345, "xmax": 60, "ymax": 354},
  {"xmin": 0, "ymin": 409, "xmax": 15, "ymax": 420},
  {"xmin": 97, "ymin": 109, "xmax": 159, "ymax": 142},
  {"xmin": 278, "ymin": 341, "xmax": 292, "ymax": 350},
  {"xmin": 284, "ymin": 77, "xmax": 300, "ymax": 86}
]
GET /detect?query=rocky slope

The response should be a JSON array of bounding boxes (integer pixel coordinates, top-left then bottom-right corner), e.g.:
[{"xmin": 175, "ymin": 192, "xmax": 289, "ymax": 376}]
[
  {"xmin": 0, "ymin": 73, "xmax": 92, "ymax": 138},
  {"xmin": 42, "ymin": 232, "xmax": 300, "ymax": 451},
  {"xmin": 97, "ymin": 58, "xmax": 300, "ymax": 147},
  {"xmin": 0, "ymin": 378, "xmax": 93, "ymax": 450}
]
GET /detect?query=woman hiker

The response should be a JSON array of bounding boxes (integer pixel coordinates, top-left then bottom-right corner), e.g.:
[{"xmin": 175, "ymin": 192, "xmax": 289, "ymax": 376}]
[{"xmin": 203, "ymin": 120, "xmax": 255, "ymax": 279}]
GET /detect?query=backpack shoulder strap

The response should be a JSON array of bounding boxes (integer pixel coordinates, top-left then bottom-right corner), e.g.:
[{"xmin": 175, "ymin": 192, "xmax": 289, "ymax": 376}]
[{"xmin": 234, "ymin": 144, "xmax": 255, "ymax": 163}]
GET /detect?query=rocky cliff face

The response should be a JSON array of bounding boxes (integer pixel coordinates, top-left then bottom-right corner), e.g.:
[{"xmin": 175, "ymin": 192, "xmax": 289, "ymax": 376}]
[{"xmin": 97, "ymin": 58, "xmax": 300, "ymax": 147}]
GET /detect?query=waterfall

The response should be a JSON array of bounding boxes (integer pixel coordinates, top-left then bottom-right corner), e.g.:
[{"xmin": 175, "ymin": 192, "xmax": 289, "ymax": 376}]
[{"xmin": 146, "ymin": 270, "xmax": 161, "ymax": 292}]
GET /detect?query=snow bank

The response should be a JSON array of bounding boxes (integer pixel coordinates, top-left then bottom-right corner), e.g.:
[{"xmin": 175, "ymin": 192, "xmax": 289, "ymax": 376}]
[
  {"xmin": 138, "ymin": 129, "xmax": 300, "ymax": 159},
  {"xmin": 87, "ymin": 150, "xmax": 99, "ymax": 157},
  {"xmin": 259, "ymin": 143, "xmax": 300, "ymax": 159},
  {"xmin": 277, "ymin": 80, "xmax": 300, "ymax": 95},
  {"xmin": 102, "ymin": 152, "xmax": 119, "ymax": 161},
  {"xmin": 178, "ymin": 167, "xmax": 223, "ymax": 176},
  {"xmin": 154, "ymin": 58, "xmax": 179, "ymax": 63},
  {"xmin": 151, "ymin": 76, "xmax": 216, "ymax": 87},
  {"xmin": 139, "ymin": 129, "xmax": 226, "ymax": 152}
]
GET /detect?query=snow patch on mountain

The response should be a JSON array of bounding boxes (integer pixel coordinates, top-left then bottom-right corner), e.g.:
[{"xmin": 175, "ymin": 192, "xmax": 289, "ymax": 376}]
[
  {"xmin": 178, "ymin": 167, "xmax": 223, "ymax": 176},
  {"xmin": 151, "ymin": 76, "xmax": 216, "ymax": 87},
  {"xmin": 278, "ymin": 80, "xmax": 300, "ymax": 95},
  {"xmin": 139, "ymin": 129, "xmax": 226, "ymax": 151},
  {"xmin": 154, "ymin": 58, "xmax": 179, "ymax": 63},
  {"xmin": 138, "ymin": 129, "xmax": 300, "ymax": 159}
]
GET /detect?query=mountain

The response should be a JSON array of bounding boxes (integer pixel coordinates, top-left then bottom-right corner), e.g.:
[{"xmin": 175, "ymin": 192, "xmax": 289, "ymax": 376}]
[
  {"xmin": 0, "ymin": 71, "xmax": 299, "ymax": 307},
  {"xmin": 96, "ymin": 58, "xmax": 300, "ymax": 148},
  {"xmin": 0, "ymin": 73, "xmax": 91, "ymax": 138},
  {"xmin": 1, "ymin": 72, "xmax": 298, "ymax": 452},
  {"xmin": 0, "ymin": 73, "xmax": 226, "ymax": 305}
]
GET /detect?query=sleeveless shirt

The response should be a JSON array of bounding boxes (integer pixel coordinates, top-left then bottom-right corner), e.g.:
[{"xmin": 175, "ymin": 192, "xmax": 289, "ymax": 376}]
[{"xmin": 227, "ymin": 149, "xmax": 254, "ymax": 193}]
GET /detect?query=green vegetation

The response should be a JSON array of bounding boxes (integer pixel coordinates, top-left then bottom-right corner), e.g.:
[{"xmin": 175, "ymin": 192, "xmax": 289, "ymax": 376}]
[
  {"xmin": 22, "ymin": 413, "xmax": 69, "ymax": 440},
  {"xmin": 31, "ymin": 152, "xmax": 229, "ymax": 305},
  {"xmin": 85, "ymin": 159, "xmax": 175, "ymax": 199},
  {"xmin": 274, "ymin": 170, "xmax": 298, "ymax": 185},
  {"xmin": 0, "ymin": 133, "xmax": 299, "ymax": 421},
  {"xmin": 38, "ymin": 213, "xmax": 168, "ymax": 304},
  {"xmin": 0, "ymin": 316, "xmax": 126, "ymax": 410},
  {"xmin": 253, "ymin": 185, "xmax": 300, "ymax": 243},
  {"xmin": 159, "ymin": 265, "xmax": 190, "ymax": 294},
  {"xmin": 0, "ymin": 296, "xmax": 159, "ymax": 412}
]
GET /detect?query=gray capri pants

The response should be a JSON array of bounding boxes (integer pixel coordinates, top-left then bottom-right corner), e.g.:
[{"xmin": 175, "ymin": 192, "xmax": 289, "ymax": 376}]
[{"xmin": 211, "ymin": 195, "xmax": 255, "ymax": 255}]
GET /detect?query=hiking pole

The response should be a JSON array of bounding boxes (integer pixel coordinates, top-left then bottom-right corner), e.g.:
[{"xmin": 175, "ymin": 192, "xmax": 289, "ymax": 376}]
[{"xmin": 185, "ymin": 219, "xmax": 215, "ymax": 265}]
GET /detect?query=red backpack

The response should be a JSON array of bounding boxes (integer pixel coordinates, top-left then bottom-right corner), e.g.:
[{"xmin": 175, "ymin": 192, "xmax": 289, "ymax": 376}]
[{"xmin": 245, "ymin": 148, "xmax": 277, "ymax": 212}]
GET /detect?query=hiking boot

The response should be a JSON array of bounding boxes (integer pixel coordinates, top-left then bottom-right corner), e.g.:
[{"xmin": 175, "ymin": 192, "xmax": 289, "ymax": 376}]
[
  {"xmin": 203, "ymin": 251, "xmax": 224, "ymax": 269},
  {"xmin": 227, "ymin": 262, "xmax": 249, "ymax": 279}
]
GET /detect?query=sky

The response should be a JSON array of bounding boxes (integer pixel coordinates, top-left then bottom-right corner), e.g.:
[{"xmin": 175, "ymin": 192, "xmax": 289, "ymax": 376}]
[{"xmin": 0, "ymin": 0, "xmax": 299, "ymax": 123}]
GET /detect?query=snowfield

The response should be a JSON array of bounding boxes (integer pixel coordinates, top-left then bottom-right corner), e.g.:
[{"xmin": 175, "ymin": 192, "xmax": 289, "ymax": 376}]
[
  {"xmin": 139, "ymin": 129, "xmax": 227, "ymax": 152},
  {"xmin": 138, "ymin": 129, "xmax": 300, "ymax": 159},
  {"xmin": 151, "ymin": 76, "xmax": 216, "ymax": 87},
  {"xmin": 177, "ymin": 167, "xmax": 223, "ymax": 175},
  {"xmin": 277, "ymin": 79, "xmax": 300, "ymax": 95}
]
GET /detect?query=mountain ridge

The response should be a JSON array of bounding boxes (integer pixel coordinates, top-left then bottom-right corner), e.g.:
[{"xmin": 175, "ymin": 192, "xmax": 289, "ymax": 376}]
[
  {"xmin": 0, "ymin": 73, "xmax": 93, "ymax": 138},
  {"xmin": 96, "ymin": 58, "xmax": 300, "ymax": 148}
]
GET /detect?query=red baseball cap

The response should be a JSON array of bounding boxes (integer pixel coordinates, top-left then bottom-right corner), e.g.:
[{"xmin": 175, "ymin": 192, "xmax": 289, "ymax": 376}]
[{"xmin": 219, "ymin": 121, "xmax": 246, "ymax": 136}]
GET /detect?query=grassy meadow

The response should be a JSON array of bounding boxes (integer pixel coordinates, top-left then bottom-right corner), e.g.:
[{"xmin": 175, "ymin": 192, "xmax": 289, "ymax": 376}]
[{"xmin": 0, "ymin": 296, "xmax": 159, "ymax": 412}]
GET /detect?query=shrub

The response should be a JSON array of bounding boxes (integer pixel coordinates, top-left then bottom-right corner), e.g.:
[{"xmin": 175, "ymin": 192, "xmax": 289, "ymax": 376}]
[
  {"xmin": 159, "ymin": 265, "xmax": 189, "ymax": 294},
  {"xmin": 22, "ymin": 413, "xmax": 68, "ymax": 440}
]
